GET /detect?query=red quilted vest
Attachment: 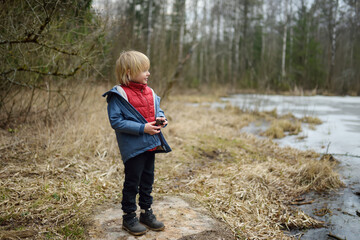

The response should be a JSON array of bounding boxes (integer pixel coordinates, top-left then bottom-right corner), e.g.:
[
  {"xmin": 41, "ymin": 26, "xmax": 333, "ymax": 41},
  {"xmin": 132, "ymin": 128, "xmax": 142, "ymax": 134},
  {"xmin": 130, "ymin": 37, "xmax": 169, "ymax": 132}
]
[
  {"xmin": 122, "ymin": 82, "xmax": 157, "ymax": 151},
  {"xmin": 122, "ymin": 82, "xmax": 156, "ymax": 124}
]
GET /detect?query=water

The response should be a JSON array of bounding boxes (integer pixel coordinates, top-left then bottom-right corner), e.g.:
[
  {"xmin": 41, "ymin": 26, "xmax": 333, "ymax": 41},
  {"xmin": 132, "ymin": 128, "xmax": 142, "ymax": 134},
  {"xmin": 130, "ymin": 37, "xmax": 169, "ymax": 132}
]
[{"xmin": 222, "ymin": 94, "xmax": 360, "ymax": 240}]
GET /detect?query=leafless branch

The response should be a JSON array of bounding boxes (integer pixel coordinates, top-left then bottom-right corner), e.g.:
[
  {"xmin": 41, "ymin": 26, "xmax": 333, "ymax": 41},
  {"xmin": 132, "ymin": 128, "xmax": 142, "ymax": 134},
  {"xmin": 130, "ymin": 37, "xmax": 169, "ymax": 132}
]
[
  {"xmin": 0, "ymin": 0, "xmax": 59, "ymax": 45},
  {"xmin": 161, "ymin": 43, "xmax": 199, "ymax": 100},
  {"xmin": 25, "ymin": 0, "xmax": 42, "ymax": 24},
  {"xmin": 2, "ymin": 61, "xmax": 86, "ymax": 78}
]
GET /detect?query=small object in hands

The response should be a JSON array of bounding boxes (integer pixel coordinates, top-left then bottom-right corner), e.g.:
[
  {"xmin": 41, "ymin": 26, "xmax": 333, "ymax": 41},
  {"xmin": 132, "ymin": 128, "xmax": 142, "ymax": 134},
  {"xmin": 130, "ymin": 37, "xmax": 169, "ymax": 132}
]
[{"xmin": 155, "ymin": 119, "xmax": 165, "ymax": 126}]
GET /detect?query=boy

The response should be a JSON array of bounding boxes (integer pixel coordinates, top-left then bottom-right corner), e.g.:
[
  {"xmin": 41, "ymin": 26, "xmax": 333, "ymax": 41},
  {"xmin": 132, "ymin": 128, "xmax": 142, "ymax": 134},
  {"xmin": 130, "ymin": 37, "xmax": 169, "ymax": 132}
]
[{"xmin": 103, "ymin": 50, "xmax": 171, "ymax": 236}]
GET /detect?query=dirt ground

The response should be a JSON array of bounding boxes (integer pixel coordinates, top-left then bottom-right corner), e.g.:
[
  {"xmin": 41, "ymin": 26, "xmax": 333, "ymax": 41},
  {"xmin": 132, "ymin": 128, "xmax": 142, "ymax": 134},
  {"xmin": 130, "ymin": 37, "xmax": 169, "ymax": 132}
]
[{"xmin": 87, "ymin": 195, "xmax": 235, "ymax": 240}]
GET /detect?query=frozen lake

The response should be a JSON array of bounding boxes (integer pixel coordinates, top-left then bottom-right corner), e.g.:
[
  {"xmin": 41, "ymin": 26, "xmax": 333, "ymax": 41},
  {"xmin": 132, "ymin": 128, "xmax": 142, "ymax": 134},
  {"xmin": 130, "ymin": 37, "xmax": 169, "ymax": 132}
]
[
  {"xmin": 222, "ymin": 94, "xmax": 360, "ymax": 240},
  {"xmin": 223, "ymin": 94, "xmax": 360, "ymax": 157}
]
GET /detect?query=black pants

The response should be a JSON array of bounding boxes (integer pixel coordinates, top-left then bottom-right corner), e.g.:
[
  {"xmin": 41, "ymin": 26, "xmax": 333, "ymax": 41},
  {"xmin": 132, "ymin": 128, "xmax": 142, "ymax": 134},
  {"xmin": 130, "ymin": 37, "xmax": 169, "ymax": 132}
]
[{"xmin": 121, "ymin": 151, "xmax": 155, "ymax": 213}]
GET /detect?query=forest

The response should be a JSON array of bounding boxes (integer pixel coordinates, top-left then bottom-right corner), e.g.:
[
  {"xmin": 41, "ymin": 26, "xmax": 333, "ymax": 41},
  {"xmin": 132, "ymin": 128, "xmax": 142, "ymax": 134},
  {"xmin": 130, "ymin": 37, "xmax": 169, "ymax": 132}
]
[
  {"xmin": 99, "ymin": 0, "xmax": 359, "ymax": 95},
  {"xmin": 1, "ymin": 0, "xmax": 360, "ymax": 125}
]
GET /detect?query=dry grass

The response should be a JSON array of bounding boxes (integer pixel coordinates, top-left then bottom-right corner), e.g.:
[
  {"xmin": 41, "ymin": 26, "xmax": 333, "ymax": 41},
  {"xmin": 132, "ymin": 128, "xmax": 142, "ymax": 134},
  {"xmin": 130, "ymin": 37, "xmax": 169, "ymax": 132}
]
[
  {"xmin": 0, "ymin": 85, "xmax": 121, "ymax": 239},
  {"xmin": 301, "ymin": 116, "xmax": 322, "ymax": 125},
  {"xmin": 257, "ymin": 110, "xmax": 322, "ymax": 139},
  {"xmin": 263, "ymin": 119, "xmax": 302, "ymax": 139},
  {"xmin": 0, "ymin": 85, "xmax": 343, "ymax": 239},
  {"xmin": 239, "ymin": 108, "xmax": 323, "ymax": 139},
  {"xmin": 157, "ymin": 98, "xmax": 343, "ymax": 239}
]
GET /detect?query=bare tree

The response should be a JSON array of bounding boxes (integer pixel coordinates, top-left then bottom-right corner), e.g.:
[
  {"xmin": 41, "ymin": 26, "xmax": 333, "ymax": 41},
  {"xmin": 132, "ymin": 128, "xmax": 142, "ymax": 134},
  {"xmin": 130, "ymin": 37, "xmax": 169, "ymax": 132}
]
[{"xmin": 0, "ymin": 0, "xmax": 106, "ymax": 125}]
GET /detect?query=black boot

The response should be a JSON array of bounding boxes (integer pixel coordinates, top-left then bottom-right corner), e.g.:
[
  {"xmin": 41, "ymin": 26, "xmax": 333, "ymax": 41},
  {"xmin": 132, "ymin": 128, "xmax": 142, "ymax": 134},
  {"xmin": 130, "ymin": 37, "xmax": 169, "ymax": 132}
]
[
  {"xmin": 140, "ymin": 208, "xmax": 165, "ymax": 231},
  {"xmin": 122, "ymin": 212, "xmax": 147, "ymax": 236}
]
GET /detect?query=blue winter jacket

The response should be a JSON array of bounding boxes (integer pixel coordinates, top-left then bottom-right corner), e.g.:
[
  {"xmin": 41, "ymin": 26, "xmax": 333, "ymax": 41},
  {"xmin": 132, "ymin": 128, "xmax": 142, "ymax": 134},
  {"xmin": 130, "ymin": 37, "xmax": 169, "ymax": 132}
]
[{"xmin": 103, "ymin": 86, "xmax": 171, "ymax": 163}]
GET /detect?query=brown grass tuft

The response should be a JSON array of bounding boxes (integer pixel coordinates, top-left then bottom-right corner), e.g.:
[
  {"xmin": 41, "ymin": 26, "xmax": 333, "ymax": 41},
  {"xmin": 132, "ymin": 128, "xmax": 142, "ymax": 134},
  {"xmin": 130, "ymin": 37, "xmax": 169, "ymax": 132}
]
[
  {"xmin": 291, "ymin": 159, "xmax": 344, "ymax": 192},
  {"xmin": 263, "ymin": 119, "xmax": 302, "ymax": 139},
  {"xmin": 301, "ymin": 116, "xmax": 322, "ymax": 125}
]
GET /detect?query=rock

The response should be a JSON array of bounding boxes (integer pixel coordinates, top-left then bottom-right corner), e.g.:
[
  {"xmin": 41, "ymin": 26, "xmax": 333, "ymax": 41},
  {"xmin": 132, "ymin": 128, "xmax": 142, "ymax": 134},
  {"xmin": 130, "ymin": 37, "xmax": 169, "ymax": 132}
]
[{"xmin": 87, "ymin": 195, "xmax": 234, "ymax": 240}]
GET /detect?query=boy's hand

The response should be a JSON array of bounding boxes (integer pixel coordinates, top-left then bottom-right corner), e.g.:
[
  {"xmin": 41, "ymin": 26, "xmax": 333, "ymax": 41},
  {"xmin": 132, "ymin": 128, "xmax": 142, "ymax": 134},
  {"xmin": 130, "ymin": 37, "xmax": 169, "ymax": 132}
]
[
  {"xmin": 144, "ymin": 121, "xmax": 161, "ymax": 135},
  {"xmin": 155, "ymin": 117, "xmax": 168, "ymax": 127}
]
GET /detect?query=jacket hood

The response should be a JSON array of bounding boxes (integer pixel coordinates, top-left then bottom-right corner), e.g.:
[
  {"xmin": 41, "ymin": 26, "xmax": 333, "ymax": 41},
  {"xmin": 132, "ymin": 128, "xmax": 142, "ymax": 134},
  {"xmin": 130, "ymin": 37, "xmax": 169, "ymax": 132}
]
[
  {"xmin": 102, "ymin": 86, "xmax": 121, "ymax": 102},
  {"xmin": 102, "ymin": 86, "xmax": 118, "ymax": 96}
]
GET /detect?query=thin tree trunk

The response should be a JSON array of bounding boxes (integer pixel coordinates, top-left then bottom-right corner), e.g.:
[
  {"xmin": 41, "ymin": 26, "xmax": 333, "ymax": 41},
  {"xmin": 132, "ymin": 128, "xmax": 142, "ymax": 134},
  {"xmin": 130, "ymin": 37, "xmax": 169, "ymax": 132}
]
[
  {"xmin": 146, "ymin": 0, "xmax": 153, "ymax": 57},
  {"xmin": 178, "ymin": 22, "xmax": 184, "ymax": 62},
  {"xmin": 201, "ymin": 0, "xmax": 208, "ymax": 84},
  {"xmin": 228, "ymin": 30, "xmax": 233, "ymax": 84},
  {"xmin": 190, "ymin": 0, "xmax": 198, "ymax": 84},
  {"xmin": 224, "ymin": 1, "xmax": 234, "ymax": 84},
  {"xmin": 234, "ymin": 1, "xmax": 240, "ymax": 86},
  {"xmin": 178, "ymin": 0, "xmax": 185, "ymax": 62},
  {"xmin": 289, "ymin": 0, "xmax": 293, "ymax": 79},
  {"xmin": 216, "ymin": 0, "xmax": 221, "ymax": 83},
  {"xmin": 281, "ymin": 0, "xmax": 288, "ymax": 79},
  {"xmin": 327, "ymin": 0, "xmax": 339, "ymax": 90},
  {"xmin": 241, "ymin": 0, "xmax": 249, "ymax": 72}
]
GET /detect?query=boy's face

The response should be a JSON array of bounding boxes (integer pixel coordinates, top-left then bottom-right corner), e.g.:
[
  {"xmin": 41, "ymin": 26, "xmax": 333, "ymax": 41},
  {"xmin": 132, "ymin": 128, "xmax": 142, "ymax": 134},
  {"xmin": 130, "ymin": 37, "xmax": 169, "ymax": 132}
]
[{"xmin": 132, "ymin": 70, "xmax": 150, "ymax": 85}]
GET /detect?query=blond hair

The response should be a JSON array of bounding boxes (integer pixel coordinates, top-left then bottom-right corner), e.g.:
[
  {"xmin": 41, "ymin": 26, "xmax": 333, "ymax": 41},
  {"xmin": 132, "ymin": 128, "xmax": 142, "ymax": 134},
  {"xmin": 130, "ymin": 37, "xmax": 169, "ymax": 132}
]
[{"xmin": 115, "ymin": 50, "xmax": 150, "ymax": 85}]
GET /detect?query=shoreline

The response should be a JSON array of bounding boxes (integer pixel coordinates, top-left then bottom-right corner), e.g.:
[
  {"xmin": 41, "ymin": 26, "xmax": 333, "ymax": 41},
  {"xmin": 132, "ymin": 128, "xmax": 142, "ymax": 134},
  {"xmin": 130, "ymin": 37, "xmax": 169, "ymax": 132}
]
[{"xmin": 224, "ymin": 93, "xmax": 360, "ymax": 240}]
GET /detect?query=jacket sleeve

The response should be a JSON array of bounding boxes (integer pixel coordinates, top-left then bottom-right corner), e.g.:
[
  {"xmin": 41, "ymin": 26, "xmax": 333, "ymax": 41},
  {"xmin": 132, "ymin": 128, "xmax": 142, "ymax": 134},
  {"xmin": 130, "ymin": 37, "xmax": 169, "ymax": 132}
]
[{"xmin": 107, "ymin": 95, "xmax": 145, "ymax": 135}]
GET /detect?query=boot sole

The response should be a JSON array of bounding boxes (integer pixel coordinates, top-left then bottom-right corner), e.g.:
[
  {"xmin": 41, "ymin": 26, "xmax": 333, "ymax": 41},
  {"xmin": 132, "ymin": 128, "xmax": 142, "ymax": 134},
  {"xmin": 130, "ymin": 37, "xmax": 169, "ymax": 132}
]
[
  {"xmin": 150, "ymin": 226, "xmax": 165, "ymax": 231},
  {"xmin": 141, "ymin": 224, "xmax": 165, "ymax": 231},
  {"xmin": 122, "ymin": 225, "xmax": 147, "ymax": 236}
]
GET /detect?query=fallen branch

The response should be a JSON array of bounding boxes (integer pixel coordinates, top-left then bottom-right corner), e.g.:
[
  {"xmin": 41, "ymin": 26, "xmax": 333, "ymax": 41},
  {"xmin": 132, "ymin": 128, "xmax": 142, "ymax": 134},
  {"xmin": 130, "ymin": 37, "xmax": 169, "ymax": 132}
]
[
  {"xmin": 290, "ymin": 200, "xmax": 314, "ymax": 205},
  {"xmin": 292, "ymin": 197, "xmax": 305, "ymax": 202},
  {"xmin": 340, "ymin": 211, "xmax": 355, "ymax": 217},
  {"xmin": 328, "ymin": 232, "xmax": 345, "ymax": 240}
]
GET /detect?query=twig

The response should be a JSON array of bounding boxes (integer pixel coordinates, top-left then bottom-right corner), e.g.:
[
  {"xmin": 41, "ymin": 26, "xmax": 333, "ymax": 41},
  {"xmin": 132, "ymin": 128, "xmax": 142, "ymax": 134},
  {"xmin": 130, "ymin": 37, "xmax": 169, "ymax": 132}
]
[
  {"xmin": 325, "ymin": 142, "xmax": 331, "ymax": 154},
  {"xmin": 0, "ymin": 0, "xmax": 58, "ymax": 46},
  {"xmin": 0, "ymin": 140, "xmax": 25, "ymax": 151},
  {"xmin": 2, "ymin": 60, "xmax": 86, "ymax": 78},
  {"xmin": 328, "ymin": 232, "xmax": 345, "ymax": 240},
  {"xmin": 327, "ymin": 152, "xmax": 360, "ymax": 159},
  {"xmin": 35, "ymin": 41, "xmax": 79, "ymax": 56},
  {"xmin": 1, "ymin": 74, "xmax": 73, "ymax": 93},
  {"xmin": 290, "ymin": 200, "xmax": 314, "ymax": 205},
  {"xmin": 25, "ymin": 0, "xmax": 42, "ymax": 24},
  {"xmin": 341, "ymin": 211, "xmax": 355, "ymax": 217},
  {"xmin": 292, "ymin": 197, "xmax": 305, "ymax": 202}
]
